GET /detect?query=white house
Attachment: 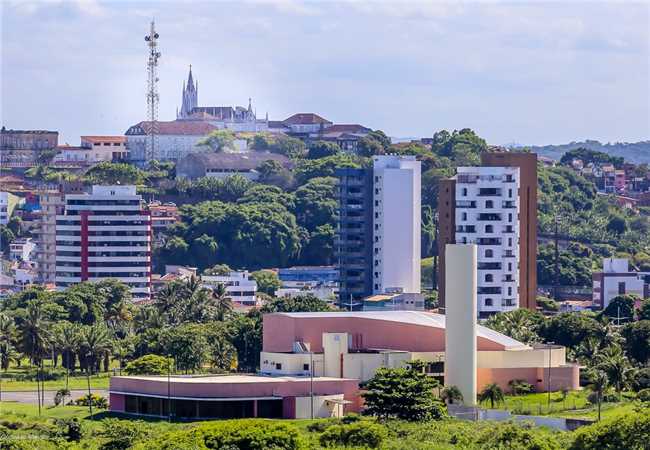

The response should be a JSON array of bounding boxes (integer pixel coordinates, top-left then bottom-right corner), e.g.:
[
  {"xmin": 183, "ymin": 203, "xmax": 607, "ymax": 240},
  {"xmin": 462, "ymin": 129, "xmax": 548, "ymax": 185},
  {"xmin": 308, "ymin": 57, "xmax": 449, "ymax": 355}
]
[
  {"xmin": 593, "ymin": 258, "xmax": 648, "ymax": 309},
  {"xmin": 201, "ymin": 271, "xmax": 258, "ymax": 307}
]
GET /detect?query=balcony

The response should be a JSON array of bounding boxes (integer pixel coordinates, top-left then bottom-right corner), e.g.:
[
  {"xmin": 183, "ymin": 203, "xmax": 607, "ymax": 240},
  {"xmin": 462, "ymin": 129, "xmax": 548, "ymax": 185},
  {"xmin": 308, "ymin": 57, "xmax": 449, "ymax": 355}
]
[
  {"xmin": 502, "ymin": 275, "xmax": 514, "ymax": 282},
  {"xmin": 478, "ymin": 213, "xmax": 501, "ymax": 221},
  {"xmin": 477, "ymin": 188, "xmax": 502, "ymax": 197},
  {"xmin": 342, "ymin": 216, "xmax": 365, "ymax": 223},
  {"xmin": 478, "ymin": 262, "xmax": 501, "ymax": 270},
  {"xmin": 455, "ymin": 200, "xmax": 476, "ymax": 208},
  {"xmin": 456, "ymin": 225, "xmax": 476, "ymax": 233},
  {"xmin": 501, "ymin": 298, "xmax": 517, "ymax": 307},
  {"xmin": 478, "ymin": 287, "xmax": 502, "ymax": 295},
  {"xmin": 477, "ymin": 238, "xmax": 501, "ymax": 245},
  {"xmin": 503, "ymin": 251, "xmax": 516, "ymax": 258},
  {"xmin": 503, "ymin": 226, "xmax": 515, "ymax": 233},
  {"xmin": 502, "ymin": 201, "xmax": 516, "ymax": 209},
  {"xmin": 503, "ymin": 176, "xmax": 516, "ymax": 183},
  {"xmin": 457, "ymin": 174, "xmax": 478, "ymax": 183}
]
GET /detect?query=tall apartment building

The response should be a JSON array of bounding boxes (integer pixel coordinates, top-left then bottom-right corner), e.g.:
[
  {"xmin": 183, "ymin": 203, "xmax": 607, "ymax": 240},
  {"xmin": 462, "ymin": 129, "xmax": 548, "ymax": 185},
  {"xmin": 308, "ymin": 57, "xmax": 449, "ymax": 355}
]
[
  {"xmin": 337, "ymin": 155, "xmax": 421, "ymax": 307},
  {"xmin": 55, "ymin": 185, "xmax": 152, "ymax": 299},
  {"xmin": 438, "ymin": 152, "xmax": 537, "ymax": 317}
]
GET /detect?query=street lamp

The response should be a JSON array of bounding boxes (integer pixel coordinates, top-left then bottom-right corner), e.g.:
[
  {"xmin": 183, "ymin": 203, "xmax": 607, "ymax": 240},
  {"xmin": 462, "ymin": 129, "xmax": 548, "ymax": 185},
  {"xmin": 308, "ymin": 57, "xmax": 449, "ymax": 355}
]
[{"xmin": 547, "ymin": 342, "xmax": 555, "ymax": 409}]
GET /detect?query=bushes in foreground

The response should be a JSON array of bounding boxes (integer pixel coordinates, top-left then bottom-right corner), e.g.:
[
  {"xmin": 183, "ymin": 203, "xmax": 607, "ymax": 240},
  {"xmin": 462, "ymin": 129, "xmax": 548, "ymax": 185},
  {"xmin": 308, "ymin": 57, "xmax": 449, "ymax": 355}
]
[{"xmin": 570, "ymin": 409, "xmax": 650, "ymax": 450}]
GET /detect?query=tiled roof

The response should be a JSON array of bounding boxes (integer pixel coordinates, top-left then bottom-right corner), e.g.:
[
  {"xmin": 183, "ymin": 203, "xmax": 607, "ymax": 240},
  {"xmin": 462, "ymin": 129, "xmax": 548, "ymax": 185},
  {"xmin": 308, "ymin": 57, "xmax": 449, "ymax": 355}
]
[
  {"xmin": 283, "ymin": 113, "xmax": 332, "ymax": 125},
  {"xmin": 268, "ymin": 121, "xmax": 290, "ymax": 130},
  {"xmin": 81, "ymin": 136, "xmax": 126, "ymax": 144},
  {"xmin": 324, "ymin": 124, "xmax": 371, "ymax": 133},
  {"xmin": 125, "ymin": 121, "xmax": 217, "ymax": 136}
]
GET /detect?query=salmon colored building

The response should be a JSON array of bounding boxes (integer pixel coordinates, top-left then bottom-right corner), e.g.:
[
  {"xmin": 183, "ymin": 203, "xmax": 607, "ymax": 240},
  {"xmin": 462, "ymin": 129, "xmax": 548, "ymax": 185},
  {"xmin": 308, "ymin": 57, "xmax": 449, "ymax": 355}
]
[
  {"xmin": 261, "ymin": 312, "xmax": 579, "ymax": 394},
  {"xmin": 109, "ymin": 311, "xmax": 579, "ymax": 420}
]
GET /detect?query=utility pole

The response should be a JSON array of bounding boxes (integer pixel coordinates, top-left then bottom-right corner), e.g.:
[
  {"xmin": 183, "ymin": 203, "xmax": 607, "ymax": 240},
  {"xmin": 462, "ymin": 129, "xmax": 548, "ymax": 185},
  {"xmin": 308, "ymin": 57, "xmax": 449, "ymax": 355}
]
[{"xmin": 144, "ymin": 20, "xmax": 161, "ymax": 164}]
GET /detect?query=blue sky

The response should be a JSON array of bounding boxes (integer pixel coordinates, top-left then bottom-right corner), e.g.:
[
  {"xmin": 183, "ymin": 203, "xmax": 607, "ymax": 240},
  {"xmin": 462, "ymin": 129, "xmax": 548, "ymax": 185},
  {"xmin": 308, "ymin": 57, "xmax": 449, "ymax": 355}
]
[{"xmin": 1, "ymin": 0, "xmax": 649, "ymax": 145}]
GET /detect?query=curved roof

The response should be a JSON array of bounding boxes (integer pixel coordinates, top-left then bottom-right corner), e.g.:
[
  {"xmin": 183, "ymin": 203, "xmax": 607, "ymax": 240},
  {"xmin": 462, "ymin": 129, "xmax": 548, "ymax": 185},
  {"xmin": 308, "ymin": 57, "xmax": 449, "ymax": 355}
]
[{"xmin": 275, "ymin": 311, "xmax": 528, "ymax": 351}]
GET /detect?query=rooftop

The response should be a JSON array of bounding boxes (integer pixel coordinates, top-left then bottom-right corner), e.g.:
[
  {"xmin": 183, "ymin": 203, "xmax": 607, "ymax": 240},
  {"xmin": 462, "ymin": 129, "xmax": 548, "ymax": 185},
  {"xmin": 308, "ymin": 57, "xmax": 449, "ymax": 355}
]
[
  {"xmin": 274, "ymin": 311, "xmax": 528, "ymax": 351},
  {"xmin": 111, "ymin": 374, "xmax": 351, "ymax": 384},
  {"xmin": 283, "ymin": 113, "xmax": 332, "ymax": 125},
  {"xmin": 81, "ymin": 136, "xmax": 126, "ymax": 144}
]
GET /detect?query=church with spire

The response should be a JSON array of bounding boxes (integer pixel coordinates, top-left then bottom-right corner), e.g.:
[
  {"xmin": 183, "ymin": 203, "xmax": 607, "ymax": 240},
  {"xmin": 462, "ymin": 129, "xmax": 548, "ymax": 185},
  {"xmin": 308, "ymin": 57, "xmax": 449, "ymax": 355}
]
[{"xmin": 175, "ymin": 66, "xmax": 267, "ymax": 132}]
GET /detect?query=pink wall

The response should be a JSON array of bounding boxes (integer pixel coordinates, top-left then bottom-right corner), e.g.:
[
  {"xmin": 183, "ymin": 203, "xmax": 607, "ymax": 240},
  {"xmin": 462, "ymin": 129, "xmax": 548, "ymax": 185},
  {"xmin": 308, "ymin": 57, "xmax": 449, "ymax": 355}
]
[
  {"xmin": 109, "ymin": 393, "xmax": 125, "ymax": 412},
  {"xmin": 262, "ymin": 315, "xmax": 507, "ymax": 353},
  {"xmin": 109, "ymin": 377, "xmax": 361, "ymax": 413},
  {"xmin": 477, "ymin": 365, "xmax": 580, "ymax": 393}
]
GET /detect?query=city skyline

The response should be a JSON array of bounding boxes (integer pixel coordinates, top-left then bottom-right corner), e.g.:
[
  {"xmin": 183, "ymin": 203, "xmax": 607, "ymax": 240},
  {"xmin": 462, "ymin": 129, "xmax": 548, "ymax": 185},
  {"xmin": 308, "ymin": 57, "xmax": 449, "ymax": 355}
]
[{"xmin": 2, "ymin": 0, "xmax": 649, "ymax": 145}]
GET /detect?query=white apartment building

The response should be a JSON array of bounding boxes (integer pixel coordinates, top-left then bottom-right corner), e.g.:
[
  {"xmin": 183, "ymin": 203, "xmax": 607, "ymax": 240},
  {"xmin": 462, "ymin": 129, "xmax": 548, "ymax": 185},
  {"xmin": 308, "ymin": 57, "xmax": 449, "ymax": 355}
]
[
  {"xmin": 35, "ymin": 190, "xmax": 66, "ymax": 283},
  {"xmin": 372, "ymin": 155, "xmax": 421, "ymax": 295},
  {"xmin": 9, "ymin": 238, "xmax": 36, "ymax": 262},
  {"xmin": 454, "ymin": 166, "xmax": 520, "ymax": 315},
  {"xmin": 0, "ymin": 192, "xmax": 9, "ymax": 225},
  {"xmin": 593, "ymin": 258, "xmax": 648, "ymax": 309},
  {"xmin": 55, "ymin": 185, "xmax": 151, "ymax": 298},
  {"xmin": 201, "ymin": 271, "xmax": 258, "ymax": 306}
]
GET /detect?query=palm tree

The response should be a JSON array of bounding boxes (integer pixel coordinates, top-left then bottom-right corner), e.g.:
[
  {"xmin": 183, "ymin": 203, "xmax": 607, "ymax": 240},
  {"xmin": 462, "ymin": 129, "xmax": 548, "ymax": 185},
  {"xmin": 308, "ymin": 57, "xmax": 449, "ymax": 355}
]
[
  {"xmin": 155, "ymin": 281, "xmax": 183, "ymax": 322},
  {"xmin": 52, "ymin": 322, "xmax": 80, "ymax": 389},
  {"xmin": 20, "ymin": 300, "xmax": 50, "ymax": 366},
  {"xmin": 478, "ymin": 383, "xmax": 505, "ymax": 409},
  {"xmin": 211, "ymin": 283, "xmax": 234, "ymax": 322},
  {"xmin": 0, "ymin": 340, "xmax": 19, "ymax": 371},
  {"xmin": 134, "ymin": 306, "xmax": 165, "ymax": 333},
  {"xmin": 576, "ymin": 336, "xmax": 602, "ymax": 364},
  {"xmin": 440, "ymin": 385, "xmax": 464, "ymax": 405},
  {"xmin": 78, "ymin": 324, "xmax": 112, "ymax": 375},
  {"xmin": 596, "ymin": 344, "xmax": 631, "ymax": 396},
  {"xmin": 105, "ymin": 299, "xmax": 134, "ymax": 335},
  {"xmin": 588, "ymin": 370, "xmax": 609, "ymax": 421}
]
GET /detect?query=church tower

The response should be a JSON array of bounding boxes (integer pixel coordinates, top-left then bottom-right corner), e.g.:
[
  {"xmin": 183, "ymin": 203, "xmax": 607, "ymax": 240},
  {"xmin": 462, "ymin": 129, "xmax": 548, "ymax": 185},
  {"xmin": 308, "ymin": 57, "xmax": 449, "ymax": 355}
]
[{"xmin": 177, "ymin": 65, "xmax": 198, "ymax": 119}]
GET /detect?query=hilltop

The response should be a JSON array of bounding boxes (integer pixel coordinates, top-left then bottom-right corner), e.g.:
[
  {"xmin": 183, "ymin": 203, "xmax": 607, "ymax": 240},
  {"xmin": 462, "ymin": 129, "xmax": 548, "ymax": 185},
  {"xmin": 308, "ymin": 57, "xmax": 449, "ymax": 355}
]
[{"xmin": 520, "ymin": 140, "xmax": 650, "ymax": 164}]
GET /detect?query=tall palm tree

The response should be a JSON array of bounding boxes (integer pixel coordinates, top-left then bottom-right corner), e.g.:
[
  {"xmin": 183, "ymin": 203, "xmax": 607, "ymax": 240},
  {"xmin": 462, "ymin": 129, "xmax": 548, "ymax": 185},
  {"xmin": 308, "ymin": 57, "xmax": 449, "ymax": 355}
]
[
  {"xmin": 78, "ymin": 324, "xmax": 112, "ymax": 375},
  {"xmin": 576, "ymin": 336, "xmax": 602, "ymax": 364},
  {"xmin": 588, "ymin": 370, "xmax": 609, "ymax": 421},
  {"xmin": 52, "ymin": 322, "xmax": 80, "ymax": 389},
  {"xmin": 20, "ymin": 300, "xmax": 50, "ymax": 366},
  {"xmin": 440, "ymin": 385, "xmax": 464, "ymax": 405},
  {"xmin": 134, "ymin": 306, "xmax": 166, "ymax": 333},
  {"xmin": 211, "ymin": 283, "xmax": 234, "ymax": 322},
  {"xmin": 596, "ymin": 344, "xmax": 631, "ymax": 395},
  {"xmin": 478, "ymin": 383, "xmax": 504, "ymax": 409},
  {"xmin": 0, "ymin": 340, "xmax": 19, "ymax": 371},
  {"xmin": 155, "ymin": 281, "xmax": 183, "ymax": 321}
]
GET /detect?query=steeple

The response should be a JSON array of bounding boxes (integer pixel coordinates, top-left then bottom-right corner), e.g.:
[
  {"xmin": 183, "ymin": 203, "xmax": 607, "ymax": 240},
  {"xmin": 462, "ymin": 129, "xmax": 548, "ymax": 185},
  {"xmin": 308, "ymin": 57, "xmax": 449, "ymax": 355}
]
[{"xmin": 178, "ymin": 64, "xmax": 198, "ymax": 119}]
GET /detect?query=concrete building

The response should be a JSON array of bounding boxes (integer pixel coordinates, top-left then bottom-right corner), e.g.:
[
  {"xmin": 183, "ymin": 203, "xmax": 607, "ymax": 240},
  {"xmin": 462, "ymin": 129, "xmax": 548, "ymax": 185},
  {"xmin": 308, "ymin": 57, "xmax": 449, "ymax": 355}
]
[
  {"xmin": 0, "ymin": 127, "xmax": 58, "ymax": 151},
  {"xmin": 147, "ymin": 202, "xmax": 179, "ymax": 240},
  {"xmin": 9, "ymin": 238, "xmax": 36, "ymax": 262},
  {"xmin": 278, "ymin": 266, "xmax": 338, "ymax": 284},
  {"xmin": 438, "ymin": 152, "xmax": 537, "ymax": 316},
  {"xmin": 336, "ymin": 156, "xmax": 421, "ymax": 307},
  {"xmin": 261, "ymin": 311, "xmax": 579, "ymax": 394},
  {"xmin": 55, "ymin": 185, "xmax": 152, "ymax": 299},
  {"xmin": 592, "ymin": 258, "xmax": 649, "ymax": 309},
  {"xmin": 109, "ymin": 375, "xmax": 358, "ymax": 420},
  {"xmin": 202, "ymin": 271, "xmax": 258, "ymax": 307},
  {"xmin": 176, "ymin": 151, "xmax": 292, "ymax": 180},
  {"xmin": 125, "ymin": 121, "xmax": 217, "ymax": 162},
  {"xmin": 54, "ymin": 136, "xmax": 128, "ymax": 164}
]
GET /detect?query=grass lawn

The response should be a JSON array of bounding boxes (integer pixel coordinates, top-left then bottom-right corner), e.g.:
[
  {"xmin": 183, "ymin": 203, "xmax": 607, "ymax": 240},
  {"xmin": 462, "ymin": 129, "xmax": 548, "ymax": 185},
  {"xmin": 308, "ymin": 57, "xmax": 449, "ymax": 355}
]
[
  {"xmin": 484, "ymin": 389, "xmax": 636, "ymax": 419},
  {"xmin": 0, "ymin": 401, "xmax": 94, "ymax": 420}
]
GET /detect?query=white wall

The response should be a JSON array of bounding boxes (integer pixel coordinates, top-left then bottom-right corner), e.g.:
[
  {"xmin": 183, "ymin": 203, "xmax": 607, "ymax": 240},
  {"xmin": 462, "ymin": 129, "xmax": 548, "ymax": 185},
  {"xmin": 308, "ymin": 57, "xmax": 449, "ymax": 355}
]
[
  {"xmin": 444, "ymin": 244, "xmax": 477, "ymax": 406},
  {"xmin": 295, "ymin": 395, "xmax": 345, "ymax": 419},
  {"xmin": 372, "ymin": 155, "xmax": 421, "ymax": 294}
]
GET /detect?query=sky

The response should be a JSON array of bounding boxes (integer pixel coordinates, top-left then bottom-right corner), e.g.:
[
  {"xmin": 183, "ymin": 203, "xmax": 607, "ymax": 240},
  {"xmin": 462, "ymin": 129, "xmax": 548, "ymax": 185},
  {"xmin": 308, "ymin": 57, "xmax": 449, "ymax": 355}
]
[{"xmin": 1, "ymin": 0, "xmax": 649, "ymax": 146}]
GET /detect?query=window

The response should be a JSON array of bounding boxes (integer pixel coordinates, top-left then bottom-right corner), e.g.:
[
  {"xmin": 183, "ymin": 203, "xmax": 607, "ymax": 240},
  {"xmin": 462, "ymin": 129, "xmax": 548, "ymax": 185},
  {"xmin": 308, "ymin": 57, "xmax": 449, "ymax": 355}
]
[
  {"xmin": 618, "ymin": 282, "xmax": 626, "ymax": 295},
  {"xmin": 508, "ymin": 238, "xmax": 512, "ymax": 246},
  {"xmin": 485, "ymin": 249, "xmax": 493, "ymax": 258},
  {"xmin": 275, "ymin": 363, "xmax": 282, "ymax": 370},
  {"xmin": 485, "ymin": 200, "xmax": 493, "ymax": 209},
  {"xmin": 485, "ymin": 225, "xmax": 493, "ymax": 233},
  {"xmin": 508, "ymin": 287, "xmax": 512, "ymax": 296},
  {"xmin": 485, "ymin": 298, "xmax": 493, "ymax": 307},
  {"xmin": 303, "ymin": 364, "xmax": 310, "ymax": 371},
  {"xmin": 485, "ymin": 274, "xmax": 493, "ymax": 282},
  {"xmin": 462, "ymin": 188, "xmax": 468, "ymax": 196},
  {"xmin": 508, "ymin": 213, "xmax": 513, "ymax": 222},
  {"xmin": 461, "ymin": 212, "xmax": 467, "ymax": 221}
]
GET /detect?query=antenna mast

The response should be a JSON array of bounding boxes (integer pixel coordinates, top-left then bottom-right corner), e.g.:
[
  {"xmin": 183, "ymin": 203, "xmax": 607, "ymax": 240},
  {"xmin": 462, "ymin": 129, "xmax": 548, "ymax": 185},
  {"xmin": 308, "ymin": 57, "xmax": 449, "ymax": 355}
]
[{"xmin": 144, "ymin": 20, "xmax": 161, "ymax": 163}]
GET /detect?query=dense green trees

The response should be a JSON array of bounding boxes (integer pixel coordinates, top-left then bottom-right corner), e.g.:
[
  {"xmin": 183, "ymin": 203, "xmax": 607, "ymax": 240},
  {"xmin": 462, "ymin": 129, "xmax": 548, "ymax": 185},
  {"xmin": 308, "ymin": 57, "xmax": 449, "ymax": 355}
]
[
  {"xmin": 559, "ymin": 147, "xmax": 623, "ymax": 168},
  {"xmin": 362, "ymin": 361, "xmax": 446, "ymax": 421}
]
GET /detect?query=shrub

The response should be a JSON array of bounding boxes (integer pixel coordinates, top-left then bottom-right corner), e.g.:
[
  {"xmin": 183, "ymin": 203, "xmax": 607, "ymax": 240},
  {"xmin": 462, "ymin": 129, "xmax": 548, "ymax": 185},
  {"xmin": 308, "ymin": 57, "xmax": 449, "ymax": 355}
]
[
  {"xmin": 133, "ymin": 419, "xmax": 304, "ymax": 450},
  {"xmin": 100, "ymin": 419, "xmax": 153, "ymax": 450},
  {"xmin": 637, "ymin": 388, "xmax": 650, "ymax": 402},
  {"xmin": 75, "ymin": 394, "xmax": 108, "ymax": 409},
  {"xmin": 508, "ymin": 379, "xmax": 534, "ymax": 396},
  {"xmin": 55, "ymin": 418, "xmax": 83, "ymax": 442},
  {"xmin": 570, "ymin": 410, "xmax": 650, "ymax": 450},
  {"xmin": 477, "ymin": 422, "xmax": 561, "ymax": 450},
  {"xmin": 54, "ymin": 388, "xmax": 70, "ymax": 407},
  {"xmin": 632, "ymin": 367, "xmax": 650, "ymax": 391},
  {"xmin": 319, "ymin": 422, "xmax": 387, "ymax": 449},
  {"xmin": 587, "ymin": 391, "xmax": 618, "ymax": 405},
  {"xmin": 124, "ymin": 354, "xmax": 171, "ymax": 376},
  {"xmin": 14, "ymin": 368, "xmax": 66, "ymax": 382}
]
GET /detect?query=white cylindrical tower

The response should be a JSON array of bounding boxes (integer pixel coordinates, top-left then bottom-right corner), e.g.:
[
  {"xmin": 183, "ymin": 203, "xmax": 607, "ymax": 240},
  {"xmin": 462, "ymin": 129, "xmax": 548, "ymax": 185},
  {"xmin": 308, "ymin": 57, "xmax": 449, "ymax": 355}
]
[{"xmin": 444, "ymin": 243, "xmax": 477, "ymax": 406}]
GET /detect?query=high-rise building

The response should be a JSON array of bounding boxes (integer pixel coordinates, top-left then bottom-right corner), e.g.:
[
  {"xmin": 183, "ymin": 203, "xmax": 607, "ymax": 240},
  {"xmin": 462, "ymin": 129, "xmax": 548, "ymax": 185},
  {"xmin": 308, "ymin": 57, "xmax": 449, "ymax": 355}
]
[
  {"xmin": 336, "ymin": 155, "xmax": 421, "ymax": 307},
  {"xmin": 55, "ymin": 185, "xmax": 152, "ymax": 299},
  {"xmin": 438, "ymin": 152, "xmax": 537, "ymax": 317}
]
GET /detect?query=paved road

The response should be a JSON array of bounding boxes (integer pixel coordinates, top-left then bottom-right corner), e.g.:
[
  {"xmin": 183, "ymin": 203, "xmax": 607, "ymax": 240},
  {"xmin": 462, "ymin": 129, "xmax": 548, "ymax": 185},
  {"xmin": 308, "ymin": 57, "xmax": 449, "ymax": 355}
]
[{"xmin": 0, "ymin": 389, "xmax": 109, "ymax": 406}]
